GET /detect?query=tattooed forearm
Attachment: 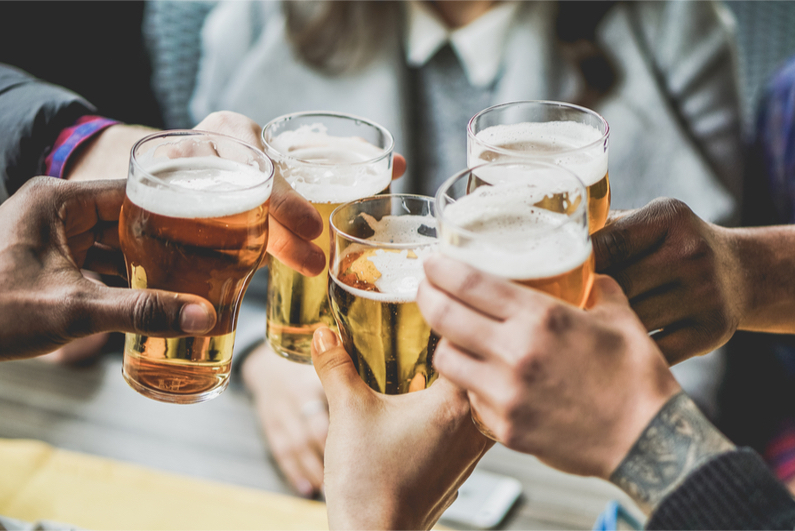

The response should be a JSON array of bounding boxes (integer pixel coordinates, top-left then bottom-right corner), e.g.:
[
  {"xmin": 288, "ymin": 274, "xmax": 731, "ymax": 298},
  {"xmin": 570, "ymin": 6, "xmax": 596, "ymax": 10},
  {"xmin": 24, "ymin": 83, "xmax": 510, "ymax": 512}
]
[{"xmin": 609, "ymin": 392, "xmax": 735, "ymax": 514}]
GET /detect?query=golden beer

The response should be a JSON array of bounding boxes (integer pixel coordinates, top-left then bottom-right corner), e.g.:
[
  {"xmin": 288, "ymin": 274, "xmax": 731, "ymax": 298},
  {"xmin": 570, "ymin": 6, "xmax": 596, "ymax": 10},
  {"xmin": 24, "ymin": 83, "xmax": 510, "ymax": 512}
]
[
  {"xmin": 328, "ymin": 195, "xmax": 438, "ymax": 394},
  {"xmin": 120, "ymin": 134, "xmax": 273, "ymax": 404},
  {"xmin": 437, "ymin": 162, "xmax": 593, "ymax": 436},
  {"xmin": 262, "ymin": 113, "xmax": 394, "ymax": 363},
  {"xmin": 468, "ymin": 101, "xmax": 610, "ymax": 232}
]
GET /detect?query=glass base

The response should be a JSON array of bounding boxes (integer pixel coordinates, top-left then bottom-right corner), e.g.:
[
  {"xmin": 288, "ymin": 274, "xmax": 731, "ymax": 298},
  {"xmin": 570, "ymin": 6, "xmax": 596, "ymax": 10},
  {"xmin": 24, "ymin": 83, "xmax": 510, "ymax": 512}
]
[
  {"xmin": 122, "ymin": 366, "xmax": 229, "ymax": 405},
  {"xmin": 266, "ymin": 326, "xmax": 319, "ymax": 365}
]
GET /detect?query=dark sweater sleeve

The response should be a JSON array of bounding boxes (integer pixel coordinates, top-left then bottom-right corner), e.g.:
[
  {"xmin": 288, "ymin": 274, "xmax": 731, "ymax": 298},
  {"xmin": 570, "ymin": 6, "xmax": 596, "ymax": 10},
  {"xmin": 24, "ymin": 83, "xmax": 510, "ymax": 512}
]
[
  {"xmin": 647, "ymin": 448, "xmax": 795, "ymax": 530},
  {"xmin": 0, "ymin": 64, "xmax": 96, "ymax": 201}
]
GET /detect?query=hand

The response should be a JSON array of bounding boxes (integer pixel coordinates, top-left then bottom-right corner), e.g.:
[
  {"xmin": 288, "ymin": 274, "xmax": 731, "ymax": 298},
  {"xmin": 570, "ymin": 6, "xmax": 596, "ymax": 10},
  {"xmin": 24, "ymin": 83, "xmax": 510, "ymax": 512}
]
[
  {"xmin": 242, "ymin": 343, "xmax": 328, "ymax": 498},
  {"xmin": 312, "ymin": 327, "xmax": 492, "ymax": 530},
  {"xmin": 592, "ymin": 198, "xmax": 747, "ymax": 364},
  {"xmin": 193, "ymin": 112, "xmax": 407, "ymax": 277},
  {"xmin": 0, "ymin": 178, "xmax": 216, "ymax": 361},
  {"xmin": 418, "ymin": 255, "xmax": 681, "ymax": 480}
]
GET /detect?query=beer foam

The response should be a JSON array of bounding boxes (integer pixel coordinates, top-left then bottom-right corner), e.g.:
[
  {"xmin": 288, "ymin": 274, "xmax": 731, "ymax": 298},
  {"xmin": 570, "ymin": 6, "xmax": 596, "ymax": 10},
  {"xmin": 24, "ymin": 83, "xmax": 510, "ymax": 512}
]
[
  {"xmin": 128, "ymin": 156, "xmax": 273, "ymax": 218},
  {"xmin": 472, "ymin": 121, "xmax": 608, "ymax": 186},
  {"xmin": 268, "ymin": 124, "xmax": 391, "ymax": 203},
  {"xmin": 441, "ymin": 184, "xmax": 592, "ymax": 279},
  {"xmin": 335, "ymin": 214, "xmax": 437, "ymax": 302}
]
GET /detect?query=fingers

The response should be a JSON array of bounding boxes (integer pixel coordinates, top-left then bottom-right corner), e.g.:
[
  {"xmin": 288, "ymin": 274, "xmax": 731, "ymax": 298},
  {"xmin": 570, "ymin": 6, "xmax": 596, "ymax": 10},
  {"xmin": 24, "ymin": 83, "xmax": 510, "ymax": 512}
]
[
  {"xmin": 82, "ymin": 245, "xmax": 128, "ymax": 278},
  {"xmin": 652, "ymin": 323, "xmax": 719, "ymax": 365},
  {"xmin": 194, "ymin": 111, "xmax": 264, "ymax": 148},
  {"xmin": 392, "ymin": 154, "xmax": 407, "ymax": 180},
  {"xmin": 417, "ymin": 281, "xmax": 503, "ymax": 360},
  {"xmin": 432, "ymin": 339, "xmax": 491, "ymax": 393},
  {"xmin": 57, "ymin": 180, "xmax": 127, "ymax": 238},
  {"xmin": 592, "ymin": 198, "xmax": 679, "ymax": 272},
  {"xmin": 422, "ymin": 254, "xmax": 521, "ymax": 320},
  {"xmin": 76, "ymin": 281, "xmax": 217, "ymax": 337},
  {"xmin": 585, "ymin": 275, "xmax": 630, "ymax": 310},
  {"xmin": 270, "ymin": 173, "xmax": 323, "ymax": 241},
  {"xmin": 266, "ymin": 216, "xmax": 326, "ymax": 276},
  {"xmin": 311, "ymin": 327, "xmax": 368, "ymax": 401}
]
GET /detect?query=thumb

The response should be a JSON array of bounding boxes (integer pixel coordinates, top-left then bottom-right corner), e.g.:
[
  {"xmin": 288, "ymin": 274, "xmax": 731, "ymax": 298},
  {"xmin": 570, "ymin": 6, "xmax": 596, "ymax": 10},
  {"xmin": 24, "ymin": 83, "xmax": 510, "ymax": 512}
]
[
  {"xmin": 585, "ymin": 274, "xmax": 630, "ymax": 310},
  {"xmin": 311, "ymin": 327, "xmax": 367, "ymax": 400},
  {"xmin": 81, "ymin": 282, "xmax": 217, "ymax": 337}
]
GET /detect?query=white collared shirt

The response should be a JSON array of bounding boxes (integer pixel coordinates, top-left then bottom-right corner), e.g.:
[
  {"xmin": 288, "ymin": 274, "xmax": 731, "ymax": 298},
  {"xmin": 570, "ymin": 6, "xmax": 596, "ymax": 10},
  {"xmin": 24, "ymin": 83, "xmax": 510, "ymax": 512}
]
[{"xmin": 404, "ymin": 1, "xmax": 520, "ymax": 88}]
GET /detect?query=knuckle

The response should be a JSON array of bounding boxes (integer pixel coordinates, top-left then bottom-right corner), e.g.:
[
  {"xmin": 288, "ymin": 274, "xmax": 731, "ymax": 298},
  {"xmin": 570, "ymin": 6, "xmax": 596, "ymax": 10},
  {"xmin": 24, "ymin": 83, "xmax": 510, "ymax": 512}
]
[
  {"xmin": 539, "ymin": 304, "xmax": 573, "ymax": 335},
  {"xmin": 594, "ymin": 229, "xmax": 630, "ymax": 269},
  {"xmin": 457, "ymin": 269, "xmax": 483, "ymax": 294},
  {"xmin": 132, "ymin": 292, "xmax": 169, "ymax": 333}
]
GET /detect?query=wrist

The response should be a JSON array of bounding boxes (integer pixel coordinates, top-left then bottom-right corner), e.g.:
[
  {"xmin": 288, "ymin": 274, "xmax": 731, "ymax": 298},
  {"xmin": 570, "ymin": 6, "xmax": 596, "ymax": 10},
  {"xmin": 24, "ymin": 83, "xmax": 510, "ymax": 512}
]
[
  {"xmin": 609, "ymin": 392, "xmax": 735, "ymax": 514},
  {"xmin": 66, "ymin": 124, "xmax": 154, "ymax": 182},
  {"xmin": 730, "ymin": 226, "xmax": 795, "ymax": 334}
]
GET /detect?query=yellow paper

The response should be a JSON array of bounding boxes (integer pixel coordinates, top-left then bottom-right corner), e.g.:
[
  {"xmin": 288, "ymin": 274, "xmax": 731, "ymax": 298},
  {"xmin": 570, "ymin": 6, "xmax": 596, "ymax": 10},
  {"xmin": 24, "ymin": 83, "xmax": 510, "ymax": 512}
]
[{"xmin": 0, "ymin": 439, "xmax": 328, "ymax": 530}]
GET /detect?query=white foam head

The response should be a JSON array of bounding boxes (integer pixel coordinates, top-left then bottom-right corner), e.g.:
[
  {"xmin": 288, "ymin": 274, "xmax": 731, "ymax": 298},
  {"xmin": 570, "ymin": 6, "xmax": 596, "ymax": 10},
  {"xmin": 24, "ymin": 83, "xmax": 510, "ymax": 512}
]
[
  {"xmin": 334, "ymin": 214, "xmax": 437, "ymax": 303},
  {"xmin": 127, "ymin": 156, "xmax": 273, "ymax": 218},
  {"xmin": 267, "ymin": 124, "xmax": 392, "ymax": 204},
  {"xmin": 440, "ymin": 183, "xmax": 592, "ymax": 279},
  {"xmin": 127, "ymin": 157, "xmax": 273, "ymax": 218},
  {"xmin": 470, "ymin": 121, "xmax": 608, "ymax": 186}
]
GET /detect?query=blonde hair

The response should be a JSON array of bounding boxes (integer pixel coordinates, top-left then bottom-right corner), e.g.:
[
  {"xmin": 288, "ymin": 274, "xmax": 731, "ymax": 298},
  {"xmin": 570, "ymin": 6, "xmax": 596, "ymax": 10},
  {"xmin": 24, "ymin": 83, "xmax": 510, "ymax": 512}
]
[{"xmin": 283, "ymin": 1, "xmax": 393, "ymax": 75}]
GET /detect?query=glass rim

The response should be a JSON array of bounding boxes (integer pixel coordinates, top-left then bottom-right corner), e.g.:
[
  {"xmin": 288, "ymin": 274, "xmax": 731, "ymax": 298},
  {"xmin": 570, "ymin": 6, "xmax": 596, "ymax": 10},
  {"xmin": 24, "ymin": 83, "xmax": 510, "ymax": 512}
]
[
  {"xmin": 467, "ymin": 100, "xmax": 610, "ymax": 158},
  {"xmin": 330, "ymin": 193, "xmax": 437, "ymax": 250},
  {"xmin": 130, "ymin": 129, "xmax": 275, "ymax": 194},
  {"xmin": 261, "ymin": 110, "xmax": 395, "ymax": 167},
  {"xmin": 435, "ymin": 161, "xmax": 589, "ymax": 240}
]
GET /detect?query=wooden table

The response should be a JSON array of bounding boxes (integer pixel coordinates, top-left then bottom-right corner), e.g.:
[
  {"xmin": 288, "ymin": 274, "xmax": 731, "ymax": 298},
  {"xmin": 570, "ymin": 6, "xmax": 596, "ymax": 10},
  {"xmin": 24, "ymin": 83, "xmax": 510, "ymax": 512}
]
[{"xmin": 0, "ymin": 353, "xmax": 643, "ymax": 529}]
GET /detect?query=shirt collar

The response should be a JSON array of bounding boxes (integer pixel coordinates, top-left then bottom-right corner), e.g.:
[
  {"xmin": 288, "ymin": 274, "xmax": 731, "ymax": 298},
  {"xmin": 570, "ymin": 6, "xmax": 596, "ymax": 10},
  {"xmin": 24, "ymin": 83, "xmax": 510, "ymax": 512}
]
[{"xmin": 404, "ymin": 1, "xmax": 520, "ymax": 88}]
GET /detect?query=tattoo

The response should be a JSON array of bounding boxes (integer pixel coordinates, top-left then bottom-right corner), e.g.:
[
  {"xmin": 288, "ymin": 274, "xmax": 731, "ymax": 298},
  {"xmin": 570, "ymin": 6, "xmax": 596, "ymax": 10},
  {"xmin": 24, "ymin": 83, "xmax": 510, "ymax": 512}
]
[{"xmin": 609, "ymin": 392, "xmax": 735, "ymax": 514}]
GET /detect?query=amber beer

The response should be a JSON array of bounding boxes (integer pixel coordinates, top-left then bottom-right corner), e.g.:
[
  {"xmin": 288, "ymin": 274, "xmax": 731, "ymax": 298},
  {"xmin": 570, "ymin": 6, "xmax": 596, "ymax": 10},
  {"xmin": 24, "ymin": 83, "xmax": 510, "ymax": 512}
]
[
  {"xmin": 262, "ymin": 112, "xmax": 393, "ymax": 364},
  {"xmin": 468, "ymin": 101, "xmax": 610, "ymax": 232},
  {"xmin": 328, "ymin": 195, "xmax": 438, "ymax": 394},
  {"xmin": 119, "ymin": 132, "xmax": 274, "ymax": 404}
]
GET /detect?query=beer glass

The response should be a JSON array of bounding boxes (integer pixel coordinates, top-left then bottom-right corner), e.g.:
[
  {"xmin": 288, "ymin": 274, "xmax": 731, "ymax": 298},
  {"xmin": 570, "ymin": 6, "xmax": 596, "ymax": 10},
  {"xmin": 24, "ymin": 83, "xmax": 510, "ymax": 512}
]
[
  {"xmin": 468, "ymin": 100, "xmax": 610, "ymax": 232},
  {"xmin": 119, "ymin": 131, "xmax": 274, "ymax": 404},
  {"xmin": 329, "ymin": 194, "xmax": 438, "ymax": 394},
  {"xmin": 436, "ymin": 161, "xmax": 594, "ymax": 435},
  {"xmin": 262, "ymin": 112, "xmax": 394, "ymax": 364}
]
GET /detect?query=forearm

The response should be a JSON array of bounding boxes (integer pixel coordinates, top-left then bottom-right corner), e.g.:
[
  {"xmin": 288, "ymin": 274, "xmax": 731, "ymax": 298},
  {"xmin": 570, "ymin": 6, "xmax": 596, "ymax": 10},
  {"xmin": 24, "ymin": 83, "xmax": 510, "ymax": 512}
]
[
  {"xmin": 609, "ymin": 392, "xmax": 735, "ymax": 514},
  {"xmin": 65, "ymin": 124, "xmax": 154, "ymax": 182},
  {"xmin": 729, "ymin": 225, "xmax": 795, "ymax": 334}
]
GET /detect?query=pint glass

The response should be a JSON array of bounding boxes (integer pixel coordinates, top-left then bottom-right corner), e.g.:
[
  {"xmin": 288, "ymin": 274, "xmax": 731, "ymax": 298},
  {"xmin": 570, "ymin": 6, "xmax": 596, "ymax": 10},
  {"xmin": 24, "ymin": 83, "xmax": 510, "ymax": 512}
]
[
  {"xmin": 119, "ymin": 131, "xmax": 274, "ymax": 404},
  {"xmin": 329, "ymin": 194, "xmax": 438, "ymax": 394},
  {"xmin": 262, "ymin": 112, "xmax": 394, "ymax": 364},
  {"xmin": 468, "ymin": 101, "xmax": 610, "ymax": 232},
  {"xmin": 436, "ymin": 161, "xmax": 594, "ymax": 435}
]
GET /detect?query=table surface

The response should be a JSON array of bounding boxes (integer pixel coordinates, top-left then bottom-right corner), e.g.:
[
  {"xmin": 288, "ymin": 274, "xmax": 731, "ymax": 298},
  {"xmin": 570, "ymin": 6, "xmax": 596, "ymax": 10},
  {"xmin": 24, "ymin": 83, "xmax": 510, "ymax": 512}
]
[{"xmin": 0, "ymin": 353, "xmax": 643, "ymax": 530}]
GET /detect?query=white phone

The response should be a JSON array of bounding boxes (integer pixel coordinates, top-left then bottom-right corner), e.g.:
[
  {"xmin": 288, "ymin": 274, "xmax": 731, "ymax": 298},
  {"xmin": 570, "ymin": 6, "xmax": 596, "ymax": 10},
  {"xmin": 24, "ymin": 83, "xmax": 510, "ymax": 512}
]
[{"xmin": 440, "ymin": 469, "xmax": 523, "ymax": 529}]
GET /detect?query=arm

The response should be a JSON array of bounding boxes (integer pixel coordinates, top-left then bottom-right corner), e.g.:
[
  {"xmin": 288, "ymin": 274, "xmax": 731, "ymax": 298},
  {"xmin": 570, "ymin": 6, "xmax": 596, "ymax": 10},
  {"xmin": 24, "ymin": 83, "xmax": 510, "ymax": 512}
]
[
  {"xmin": 593, "ymin": 198, "xmax": 795, "ymax": 364},
  {"xmin": 419, "ymin": 256, "xmax": 795, "ymax": 526},
  {"xmin": 0, "ymin": 64, "xmax": 94, "ymax": 199}
]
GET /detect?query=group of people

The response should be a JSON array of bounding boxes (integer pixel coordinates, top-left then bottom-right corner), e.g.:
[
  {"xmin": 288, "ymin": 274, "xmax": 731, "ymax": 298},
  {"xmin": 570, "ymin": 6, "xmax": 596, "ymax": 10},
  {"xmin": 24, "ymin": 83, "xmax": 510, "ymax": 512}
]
[{"xmin": 4, "ymin": 0, "xmax": 795, "ymax": 528}]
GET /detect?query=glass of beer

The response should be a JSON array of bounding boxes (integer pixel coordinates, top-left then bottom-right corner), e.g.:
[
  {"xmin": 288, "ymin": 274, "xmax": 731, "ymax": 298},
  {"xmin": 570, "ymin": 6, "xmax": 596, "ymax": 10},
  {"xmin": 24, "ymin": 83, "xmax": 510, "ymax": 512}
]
[
  {"xmin": 468, "ymin": 100, "xmax": 610, "ymax": 232},
  {"xmin": 119, "ymin": 131, "xmax": 274, "ymax": 404},
  {"xmin": 262, "ymin": 112, "xmax": 394, "ymax": 364},
  {"xmin": 328, "ymin": 194, "xmax": 438, "ymax": 394},
  {"xmin": 436, "ymin": 161, "xmax": 594, "ymax": 435}
]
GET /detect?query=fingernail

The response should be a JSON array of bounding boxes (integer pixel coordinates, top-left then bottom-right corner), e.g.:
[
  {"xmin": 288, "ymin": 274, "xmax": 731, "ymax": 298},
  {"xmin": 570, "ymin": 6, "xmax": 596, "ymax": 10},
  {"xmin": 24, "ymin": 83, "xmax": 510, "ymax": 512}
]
[
  {"xmin": 296, "ymin": 478, "xmax": 314, "ymax": 497},
  {"xmin": 313, "ymin": 327, "xmax": 339, "ymax": 354},
  {"xmin": 180, "ymin": 304, "xmax": 213, "ymax": 334}
]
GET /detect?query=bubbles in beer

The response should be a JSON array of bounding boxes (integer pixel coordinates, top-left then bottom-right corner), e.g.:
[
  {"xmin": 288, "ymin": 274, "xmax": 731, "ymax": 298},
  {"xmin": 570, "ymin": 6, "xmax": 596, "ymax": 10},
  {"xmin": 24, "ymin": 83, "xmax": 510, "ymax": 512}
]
[
  {"xmin": 129, "ymin": 157, "xmax": 273, "ymax": 218},
  {"xmin": 268, "ymin": 124, "xmax": 392, "ymax": 203},
  {"xmin": 472, "ymin": 121, "xmax": 608, "ymax": 187},
  {"xmin": 441, "ymin": 183, "xmax": 592, "ymax": 280}
]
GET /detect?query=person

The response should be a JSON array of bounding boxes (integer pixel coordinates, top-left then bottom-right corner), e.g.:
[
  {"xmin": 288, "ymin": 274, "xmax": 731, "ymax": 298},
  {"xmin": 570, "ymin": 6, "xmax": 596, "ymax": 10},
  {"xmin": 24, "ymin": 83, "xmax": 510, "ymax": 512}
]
[
  {"xmin": 0, "ymin": 174, "xmax": 491, "ymax": 530},
  {"xmin": 0, "ymin": 63, "xmax": 330, "ymax": 361},
  {"xmin": 414, "ymin": 215, "xmax": 795, "ymax": 527},
  {"xmin": 149, "ymin": 0, "xmax": 743, "ymax": 496}
]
